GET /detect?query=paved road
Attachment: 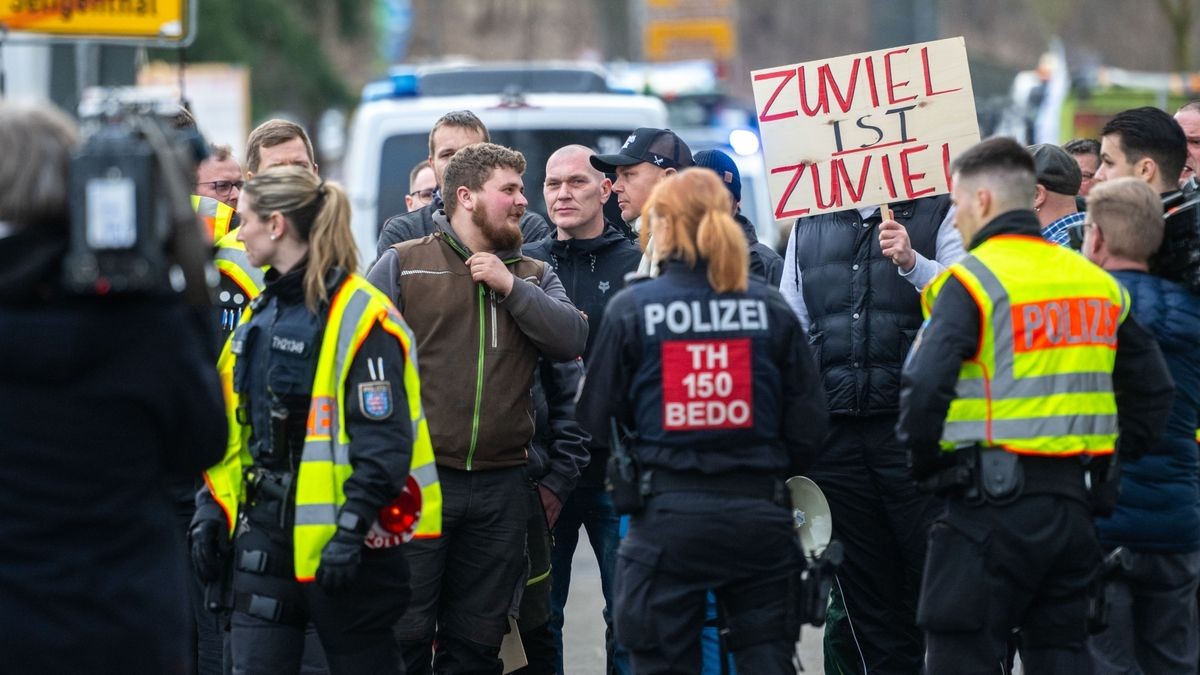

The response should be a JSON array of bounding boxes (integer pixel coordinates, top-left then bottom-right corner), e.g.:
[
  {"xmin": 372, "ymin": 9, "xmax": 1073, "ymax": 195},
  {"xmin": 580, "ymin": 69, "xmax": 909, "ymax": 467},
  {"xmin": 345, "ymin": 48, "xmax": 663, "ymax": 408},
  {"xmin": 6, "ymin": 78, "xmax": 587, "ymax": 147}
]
[{"xmin": 559, "ymin": 536, "xmax": 825, "ymax": 674}]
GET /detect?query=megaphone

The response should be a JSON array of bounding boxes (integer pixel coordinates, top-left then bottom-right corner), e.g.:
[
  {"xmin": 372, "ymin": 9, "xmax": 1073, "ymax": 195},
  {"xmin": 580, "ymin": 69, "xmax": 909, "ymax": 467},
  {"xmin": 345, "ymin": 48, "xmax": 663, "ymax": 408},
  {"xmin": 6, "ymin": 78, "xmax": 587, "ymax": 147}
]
[{"xmin": 787, "ymin": 476, "xmax": 832, "ymax": 558}]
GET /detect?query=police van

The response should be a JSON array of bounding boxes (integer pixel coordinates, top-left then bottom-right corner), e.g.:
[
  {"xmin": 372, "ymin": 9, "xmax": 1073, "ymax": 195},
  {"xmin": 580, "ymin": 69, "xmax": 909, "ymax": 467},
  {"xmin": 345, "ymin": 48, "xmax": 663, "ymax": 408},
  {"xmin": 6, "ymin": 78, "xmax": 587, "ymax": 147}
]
[{"xmin": 344, "ymin": 62, "xmax": 669, "ymax": 268}]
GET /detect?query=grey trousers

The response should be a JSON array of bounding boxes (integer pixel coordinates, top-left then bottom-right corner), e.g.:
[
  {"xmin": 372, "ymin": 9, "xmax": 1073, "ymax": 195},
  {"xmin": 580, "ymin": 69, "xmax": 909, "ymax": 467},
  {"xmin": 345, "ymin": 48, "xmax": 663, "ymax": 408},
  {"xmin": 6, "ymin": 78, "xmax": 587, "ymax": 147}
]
[{"xmin": 1089, "ymin": 549, "xmax": 1200, "ymax": 675}]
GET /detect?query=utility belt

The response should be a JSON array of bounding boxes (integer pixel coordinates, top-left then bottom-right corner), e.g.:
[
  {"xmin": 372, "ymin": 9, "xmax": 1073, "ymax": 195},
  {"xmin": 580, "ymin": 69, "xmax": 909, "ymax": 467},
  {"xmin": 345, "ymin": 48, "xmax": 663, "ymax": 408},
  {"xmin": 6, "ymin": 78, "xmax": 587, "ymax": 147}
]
[
  {"xmin": 606, "ymin": 418, "xmax": 785, "ymax": 514},
  {"xmin": 644, "ymin": 468, "xmax": 786, "ymax": 504},
  {"xmin": 608, "ymin": 461, "xmax": 785, "ymax": 516},
  {"xmin": 919, "ymin": 446, "xmax": 1097, "ymax": 506}
]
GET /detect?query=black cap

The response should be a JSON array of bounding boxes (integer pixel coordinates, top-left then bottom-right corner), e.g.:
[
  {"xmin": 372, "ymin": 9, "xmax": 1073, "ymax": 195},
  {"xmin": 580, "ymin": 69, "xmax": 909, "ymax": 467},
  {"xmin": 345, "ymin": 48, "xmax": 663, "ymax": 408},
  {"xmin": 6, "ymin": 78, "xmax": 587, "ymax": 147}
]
[
  {"xmin": 1028, "ymin": 143, "xmax": 1083, "ymax": 196},
  {"xmin": 590, "ymin": 128, "xmax": 694, "ymax": 173},
  {"xmin": 693, "ymin": 149, "xmax": 742, "ymax": 202}
]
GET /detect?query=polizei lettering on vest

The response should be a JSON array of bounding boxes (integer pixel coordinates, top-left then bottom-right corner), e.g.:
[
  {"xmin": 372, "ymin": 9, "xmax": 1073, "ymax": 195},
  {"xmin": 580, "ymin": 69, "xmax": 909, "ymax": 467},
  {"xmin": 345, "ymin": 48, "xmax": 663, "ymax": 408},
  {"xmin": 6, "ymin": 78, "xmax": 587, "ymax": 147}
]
[
  {"xmin": 644, "ymin": 299, "xmax": 769, "ymax": 336},
  {"xmin": 1012, "ymin": 297, "xmax": 1119, "ymax": 353}
]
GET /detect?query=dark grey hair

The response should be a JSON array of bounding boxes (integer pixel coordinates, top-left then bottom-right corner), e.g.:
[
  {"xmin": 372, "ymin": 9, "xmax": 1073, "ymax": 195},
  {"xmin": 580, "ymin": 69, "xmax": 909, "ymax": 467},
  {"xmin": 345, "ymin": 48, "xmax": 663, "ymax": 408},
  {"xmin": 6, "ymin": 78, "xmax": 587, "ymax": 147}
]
[{"xmin": 0, "ymin": 100, "xmax": 78, "ymax": 230}]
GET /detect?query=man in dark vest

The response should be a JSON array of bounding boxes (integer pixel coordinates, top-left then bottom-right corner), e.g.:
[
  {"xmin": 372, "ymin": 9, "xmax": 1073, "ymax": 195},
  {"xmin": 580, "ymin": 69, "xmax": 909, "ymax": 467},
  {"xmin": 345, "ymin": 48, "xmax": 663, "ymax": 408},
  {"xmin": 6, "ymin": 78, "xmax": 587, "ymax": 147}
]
[{"xmin": 779, "ymin": 193, "xmax": 960, "ymax": 674}]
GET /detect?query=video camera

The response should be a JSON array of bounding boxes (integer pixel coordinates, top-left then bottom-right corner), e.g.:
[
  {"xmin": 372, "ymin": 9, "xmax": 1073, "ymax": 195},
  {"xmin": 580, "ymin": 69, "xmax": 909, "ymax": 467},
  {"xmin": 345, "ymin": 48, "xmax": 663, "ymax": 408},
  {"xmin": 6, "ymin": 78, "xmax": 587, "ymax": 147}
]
[{"xmin": 63, "ymin": 88, "xmax": 212, "ymax": 305}]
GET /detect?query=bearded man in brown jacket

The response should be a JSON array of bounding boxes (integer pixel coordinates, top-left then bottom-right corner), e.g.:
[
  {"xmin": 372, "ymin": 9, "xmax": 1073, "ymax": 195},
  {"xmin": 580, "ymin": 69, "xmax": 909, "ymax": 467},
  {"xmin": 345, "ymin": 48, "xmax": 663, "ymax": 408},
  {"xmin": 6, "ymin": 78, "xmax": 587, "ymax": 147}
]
[{"xmin": 367, "ymin": 142, "xmax": 587, "ymax": 675}]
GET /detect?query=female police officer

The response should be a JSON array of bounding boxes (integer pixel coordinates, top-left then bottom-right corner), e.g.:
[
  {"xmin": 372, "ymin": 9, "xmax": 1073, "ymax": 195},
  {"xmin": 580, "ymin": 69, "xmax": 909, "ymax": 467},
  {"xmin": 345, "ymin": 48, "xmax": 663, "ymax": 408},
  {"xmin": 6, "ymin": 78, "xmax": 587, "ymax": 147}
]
[
  {"xmin": 577, "ymin": 169, "xmax": 828, "ymax": 674},
  {"xmin": 189, "ymin": 166, "xmax": 440, "ymax": 674}
]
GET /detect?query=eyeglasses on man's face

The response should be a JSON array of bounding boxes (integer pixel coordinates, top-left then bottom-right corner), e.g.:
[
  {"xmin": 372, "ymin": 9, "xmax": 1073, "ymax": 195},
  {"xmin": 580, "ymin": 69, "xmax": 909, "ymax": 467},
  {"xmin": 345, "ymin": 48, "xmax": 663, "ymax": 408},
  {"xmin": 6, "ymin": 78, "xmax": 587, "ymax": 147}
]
[
  {"xmin": 198, "ymin": 180, "xmax": 245, "ymax": 198},
  {"xmin": 409, "ymin": 188, "xmax": 435, "ymax": 202}
]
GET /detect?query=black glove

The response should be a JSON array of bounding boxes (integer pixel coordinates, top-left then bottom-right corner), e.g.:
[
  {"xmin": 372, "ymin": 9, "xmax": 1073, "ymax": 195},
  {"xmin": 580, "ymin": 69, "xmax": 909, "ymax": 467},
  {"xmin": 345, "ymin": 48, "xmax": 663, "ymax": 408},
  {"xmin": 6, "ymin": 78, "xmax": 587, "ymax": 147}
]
[
  {"xmin": 316, "ymin": 528, "xmax": 364, "ymax": 593},
  {"xmin": 189, "ymin": 516, "xmax": 229, "ymax": 583}
]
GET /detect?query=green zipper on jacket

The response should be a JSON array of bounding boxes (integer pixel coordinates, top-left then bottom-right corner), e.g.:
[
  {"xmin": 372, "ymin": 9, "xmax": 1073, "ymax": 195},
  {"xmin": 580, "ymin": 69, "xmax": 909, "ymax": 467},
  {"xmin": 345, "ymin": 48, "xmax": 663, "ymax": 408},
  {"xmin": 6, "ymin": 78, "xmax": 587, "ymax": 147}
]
[
  {"xmin": 441, "ymin": 232, "xmax": 524, "ymax": 471},
  {"xmin": 467, "ymin": 283, "xmax": 486, "ymax": 470}
]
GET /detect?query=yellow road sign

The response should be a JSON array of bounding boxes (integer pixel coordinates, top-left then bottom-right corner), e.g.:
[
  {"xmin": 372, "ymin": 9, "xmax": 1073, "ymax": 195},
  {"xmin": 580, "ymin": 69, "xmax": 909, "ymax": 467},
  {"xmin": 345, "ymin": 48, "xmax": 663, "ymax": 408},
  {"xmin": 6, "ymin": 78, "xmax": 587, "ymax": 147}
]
[
  {"xmin": 1, "ymin": 1, "xmax": 191, "ymax": 43},
  {"xmin": 644, "ymin": 19, "xmax": 735, "ymax": 61}
]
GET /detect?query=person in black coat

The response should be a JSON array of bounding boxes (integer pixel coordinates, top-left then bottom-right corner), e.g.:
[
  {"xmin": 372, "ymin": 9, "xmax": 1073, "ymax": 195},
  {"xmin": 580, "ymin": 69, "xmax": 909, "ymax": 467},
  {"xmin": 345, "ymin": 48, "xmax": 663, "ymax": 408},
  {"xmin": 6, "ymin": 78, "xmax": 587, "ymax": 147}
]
[
  {"xmin": 578, "ymin": 169, "xmax": 828, "ymax": 674},
  {"xmin": 0, "ymin": 101, "xmax": 227, "ymax": 674}
]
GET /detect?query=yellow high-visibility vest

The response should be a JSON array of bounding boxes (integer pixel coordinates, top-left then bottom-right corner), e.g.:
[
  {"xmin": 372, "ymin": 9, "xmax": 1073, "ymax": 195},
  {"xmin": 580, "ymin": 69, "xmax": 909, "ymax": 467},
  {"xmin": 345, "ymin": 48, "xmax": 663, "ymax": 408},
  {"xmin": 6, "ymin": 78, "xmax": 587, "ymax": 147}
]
[
  {"xmin": 192, "ymin": 195, "xmax": 236, "ymax": 243},
  {"xmin": 921, "ymin": 234, "xmax": 1129, "ymax": 456},
  {"xmin": 203, "ymin": 273, "xmax": 442, "ymax": 582},
  {"xmin": 213, "ymin": 231, "xmax": 266, "ymax": 302}
]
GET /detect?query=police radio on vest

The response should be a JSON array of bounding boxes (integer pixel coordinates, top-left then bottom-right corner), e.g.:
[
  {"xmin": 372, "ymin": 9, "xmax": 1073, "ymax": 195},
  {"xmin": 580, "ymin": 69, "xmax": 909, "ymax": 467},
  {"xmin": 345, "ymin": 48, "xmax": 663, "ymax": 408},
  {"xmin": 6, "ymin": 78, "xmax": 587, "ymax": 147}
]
[{"xmin": 644, "ymin": 299, "xmax": 770, "ymax": 336}]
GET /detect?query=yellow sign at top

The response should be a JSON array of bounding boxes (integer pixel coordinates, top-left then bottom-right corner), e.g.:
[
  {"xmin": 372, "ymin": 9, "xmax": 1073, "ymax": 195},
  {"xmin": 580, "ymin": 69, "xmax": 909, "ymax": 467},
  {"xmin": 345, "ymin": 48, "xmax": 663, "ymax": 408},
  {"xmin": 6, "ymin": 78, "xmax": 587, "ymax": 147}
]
[{"xmin": 1, "ymin": 1, "xmax": 190, "ymax": 42}]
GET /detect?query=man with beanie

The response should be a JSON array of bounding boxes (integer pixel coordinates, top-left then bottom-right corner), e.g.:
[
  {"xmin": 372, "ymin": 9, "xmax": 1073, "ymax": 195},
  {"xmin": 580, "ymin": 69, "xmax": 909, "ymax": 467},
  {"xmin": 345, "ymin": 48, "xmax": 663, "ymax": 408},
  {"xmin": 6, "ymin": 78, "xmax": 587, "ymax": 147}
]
[
  {"xmin": 590, "ymin": 127, "xmax": 693, "ymax": 276},
  {"xmin": 1028, "ymin": 143, "xmax": 1086, "ymax": 247},
  {"xmin": 693, "ymin": 149, "xmax": 783, "ymax": 286}
]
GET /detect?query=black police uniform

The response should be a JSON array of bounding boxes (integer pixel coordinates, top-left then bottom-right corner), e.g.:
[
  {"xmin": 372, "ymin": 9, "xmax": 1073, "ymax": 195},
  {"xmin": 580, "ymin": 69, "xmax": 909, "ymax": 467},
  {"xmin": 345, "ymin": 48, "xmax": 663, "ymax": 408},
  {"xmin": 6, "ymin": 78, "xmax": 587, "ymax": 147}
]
[
  {"xmin": 194, "ymin": 264, "xmax": 414, "ymax": 675},
  {"xmin": 578, "ymin": 260, "xmax": 828, "ymax": 674},
  {"xmin": 897, "ymin": 211, "xmax": 1176, "ymax": 674}
]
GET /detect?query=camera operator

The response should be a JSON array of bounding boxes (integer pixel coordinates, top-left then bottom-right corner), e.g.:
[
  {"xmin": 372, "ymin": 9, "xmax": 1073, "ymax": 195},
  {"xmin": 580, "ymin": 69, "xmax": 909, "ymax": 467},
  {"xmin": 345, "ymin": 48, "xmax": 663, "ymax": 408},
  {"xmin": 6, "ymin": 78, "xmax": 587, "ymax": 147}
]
[{"xmin": 0, "ymin": 100, "xmax": 227, "ymax": 672}]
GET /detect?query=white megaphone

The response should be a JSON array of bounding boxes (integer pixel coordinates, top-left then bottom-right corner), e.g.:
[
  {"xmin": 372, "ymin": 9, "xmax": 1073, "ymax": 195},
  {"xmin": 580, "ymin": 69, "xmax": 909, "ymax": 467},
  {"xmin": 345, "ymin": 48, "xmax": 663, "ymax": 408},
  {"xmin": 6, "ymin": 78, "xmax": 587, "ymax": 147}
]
[{"xmin": 787, "ymin": 476, "xmax": 832, "ymax": 558}]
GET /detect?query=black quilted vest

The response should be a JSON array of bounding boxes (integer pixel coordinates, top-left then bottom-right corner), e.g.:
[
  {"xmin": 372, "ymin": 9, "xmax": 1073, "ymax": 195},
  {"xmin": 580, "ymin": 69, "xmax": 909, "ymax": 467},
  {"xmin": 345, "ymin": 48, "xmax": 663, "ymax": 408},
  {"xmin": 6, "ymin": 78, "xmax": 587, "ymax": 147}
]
[{"xmin": 791, "ymin": 196, "xmax": 950, "ymax": 416}]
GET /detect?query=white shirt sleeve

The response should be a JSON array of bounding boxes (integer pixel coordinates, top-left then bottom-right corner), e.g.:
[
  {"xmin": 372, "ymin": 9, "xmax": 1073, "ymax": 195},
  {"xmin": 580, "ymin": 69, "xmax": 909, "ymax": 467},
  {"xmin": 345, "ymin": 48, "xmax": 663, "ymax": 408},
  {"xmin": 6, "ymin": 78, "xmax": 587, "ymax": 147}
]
[
  {"xmin": 898, "ymin": 205, "xmax": 964, "ymax": 291},
  {"xmin": 779, "ymin": 222, "xmax": 811, "ymax": 332}
]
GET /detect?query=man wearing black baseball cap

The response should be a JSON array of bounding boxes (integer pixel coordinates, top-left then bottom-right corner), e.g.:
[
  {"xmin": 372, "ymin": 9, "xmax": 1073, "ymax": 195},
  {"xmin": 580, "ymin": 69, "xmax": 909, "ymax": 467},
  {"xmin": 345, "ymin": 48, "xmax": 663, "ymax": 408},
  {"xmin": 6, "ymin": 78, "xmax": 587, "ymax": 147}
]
[
  {"xmin": 590, "ymin": 128, "xmax": 692, "ymax": 276},
  {"xmin": 1028, "ymin": 143, "xmax": 1085, "ymax": 247},
  {"xmin": 591, "ymin": 127, "xmax": 692, "ymax": 228}
]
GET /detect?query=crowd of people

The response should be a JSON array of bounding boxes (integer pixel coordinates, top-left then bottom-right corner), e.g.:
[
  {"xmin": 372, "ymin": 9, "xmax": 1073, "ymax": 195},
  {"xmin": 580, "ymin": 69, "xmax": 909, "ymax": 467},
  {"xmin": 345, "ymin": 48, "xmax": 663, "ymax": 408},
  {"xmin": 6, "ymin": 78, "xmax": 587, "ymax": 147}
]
[{"xmin": 3, "ymin": 92, "xmax": 1200, "ymax": 675}]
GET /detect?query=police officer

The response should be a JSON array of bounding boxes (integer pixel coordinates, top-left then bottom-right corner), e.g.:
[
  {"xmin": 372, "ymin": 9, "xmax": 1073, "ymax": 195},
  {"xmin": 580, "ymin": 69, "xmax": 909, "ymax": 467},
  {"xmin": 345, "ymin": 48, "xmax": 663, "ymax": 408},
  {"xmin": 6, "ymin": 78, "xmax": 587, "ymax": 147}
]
[
  {"xmin": 190, "ymin": 166, "xmax": 442, "ymax": 674},
  {"xmin": 897, "ymin": 137, "xmax": 1174, "ymax": 674},
  {"xmin": 191, "ymin": 148, "xmax": 261, "ymax": 343},
  {"xmin": 213, "ymin": 228, "xmax": 266, "ymax": 342},
  {"xmin": 577, "ymin": 169, "xmax": 828, "ymax": 674}
]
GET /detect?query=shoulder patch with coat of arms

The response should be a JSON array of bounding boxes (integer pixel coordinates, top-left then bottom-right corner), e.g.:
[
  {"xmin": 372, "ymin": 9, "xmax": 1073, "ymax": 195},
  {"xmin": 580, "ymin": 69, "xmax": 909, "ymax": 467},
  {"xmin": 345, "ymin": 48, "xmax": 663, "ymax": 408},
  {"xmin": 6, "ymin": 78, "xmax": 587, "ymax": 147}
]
[{"xmin": 358, "ymin": 381, "xmax": 393, "ymax": 420}]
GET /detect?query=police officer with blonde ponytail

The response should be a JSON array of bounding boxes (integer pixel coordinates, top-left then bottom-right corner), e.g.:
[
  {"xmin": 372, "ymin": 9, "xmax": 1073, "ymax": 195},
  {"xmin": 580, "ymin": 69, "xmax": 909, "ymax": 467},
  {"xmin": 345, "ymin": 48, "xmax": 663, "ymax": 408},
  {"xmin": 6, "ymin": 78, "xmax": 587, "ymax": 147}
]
[
  {"xmin": 578, "ymin": 169, "xmax": 828, "ymax": 674},
  {"xmin": 190, "ymin": 166, "xmax": 441, "ymax": 674}
]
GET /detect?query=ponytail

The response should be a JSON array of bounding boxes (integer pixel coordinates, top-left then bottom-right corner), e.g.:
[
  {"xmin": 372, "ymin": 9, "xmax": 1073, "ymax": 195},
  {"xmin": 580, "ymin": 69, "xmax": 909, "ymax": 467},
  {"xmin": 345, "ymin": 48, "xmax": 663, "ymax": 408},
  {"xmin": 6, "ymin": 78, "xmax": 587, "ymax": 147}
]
[
  {"xmin": 696, "ymin": 210, "xmax": 748, "ymax": 293},
  {"xmin": 242, "ymin": 166, "xmax": 359, "ymax": 312},
  {"xmin": 302, "ymin": 183, "xmax": 357, "ymax": 312},
  {"xmin": 642, "ymin": 170, "xmax": 749, "ymax": 293}
]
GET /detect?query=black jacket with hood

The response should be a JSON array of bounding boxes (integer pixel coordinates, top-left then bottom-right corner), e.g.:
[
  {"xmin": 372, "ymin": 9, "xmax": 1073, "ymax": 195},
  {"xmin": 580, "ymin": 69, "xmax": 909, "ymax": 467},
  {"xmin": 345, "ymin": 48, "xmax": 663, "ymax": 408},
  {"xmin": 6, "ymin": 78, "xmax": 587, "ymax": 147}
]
[
  {"xmin": 0, "ymin": 227, "xmax": 226, "ymax": 671},
  {"xmin": 523, "ymin": 224, "xmax": 644, "ymax": 359},
  {"xmin": 524, "ymin": 223, "xmax": 644, "ymax": 483}
]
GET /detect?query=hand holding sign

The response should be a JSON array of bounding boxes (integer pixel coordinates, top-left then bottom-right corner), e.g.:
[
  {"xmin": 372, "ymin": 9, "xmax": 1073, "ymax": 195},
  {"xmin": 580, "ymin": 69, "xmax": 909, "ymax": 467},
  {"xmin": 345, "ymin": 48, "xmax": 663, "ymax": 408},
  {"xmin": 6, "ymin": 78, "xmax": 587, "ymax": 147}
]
[{"xmin": 878, "ymin": 209, "xmax": 916, "ymax": 272}]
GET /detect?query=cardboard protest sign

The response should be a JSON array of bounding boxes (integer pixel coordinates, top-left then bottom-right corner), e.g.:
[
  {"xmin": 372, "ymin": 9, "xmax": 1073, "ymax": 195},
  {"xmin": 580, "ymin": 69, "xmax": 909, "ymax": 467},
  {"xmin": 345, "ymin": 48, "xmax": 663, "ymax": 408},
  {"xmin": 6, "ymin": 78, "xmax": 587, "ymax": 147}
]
[{"xmin": 751, "ymin": 37, "xmax": 980, "ymax": 220}]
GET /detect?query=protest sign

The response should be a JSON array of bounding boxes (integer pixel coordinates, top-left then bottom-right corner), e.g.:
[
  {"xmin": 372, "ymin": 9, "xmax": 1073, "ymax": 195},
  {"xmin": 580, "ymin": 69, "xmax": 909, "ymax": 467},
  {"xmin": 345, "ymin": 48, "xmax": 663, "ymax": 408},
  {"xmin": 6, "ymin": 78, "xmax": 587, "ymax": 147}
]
[{"xmin": 751, "ymin": 37, "xmax": 980, "ymax": 220}]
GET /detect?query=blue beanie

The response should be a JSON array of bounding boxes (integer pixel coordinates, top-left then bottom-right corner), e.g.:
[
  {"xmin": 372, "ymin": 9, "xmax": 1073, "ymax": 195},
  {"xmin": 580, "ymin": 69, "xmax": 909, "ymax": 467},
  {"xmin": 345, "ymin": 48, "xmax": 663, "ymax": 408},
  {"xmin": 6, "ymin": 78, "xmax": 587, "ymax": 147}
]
[{"xmin": 692, "ymin": 149, "xmax": 742, "ymax": 203}]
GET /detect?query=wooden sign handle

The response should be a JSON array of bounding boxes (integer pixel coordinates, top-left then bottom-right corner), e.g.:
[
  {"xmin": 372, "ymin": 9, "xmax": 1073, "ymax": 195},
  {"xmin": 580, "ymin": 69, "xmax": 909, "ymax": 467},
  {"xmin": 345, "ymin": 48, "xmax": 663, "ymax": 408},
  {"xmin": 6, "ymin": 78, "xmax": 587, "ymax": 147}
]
[{"xmin": 880, "ymin": 204, "xmax": 893, "ymax": 221}]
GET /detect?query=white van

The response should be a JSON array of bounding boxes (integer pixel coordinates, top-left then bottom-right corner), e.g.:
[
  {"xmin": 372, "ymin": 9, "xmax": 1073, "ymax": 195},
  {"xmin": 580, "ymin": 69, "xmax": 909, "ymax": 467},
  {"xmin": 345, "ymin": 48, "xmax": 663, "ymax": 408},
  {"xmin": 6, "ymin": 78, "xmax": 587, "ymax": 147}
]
[{"xmin": 344, "ymin": 67, "xmax": 669, "ymax": 268}]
